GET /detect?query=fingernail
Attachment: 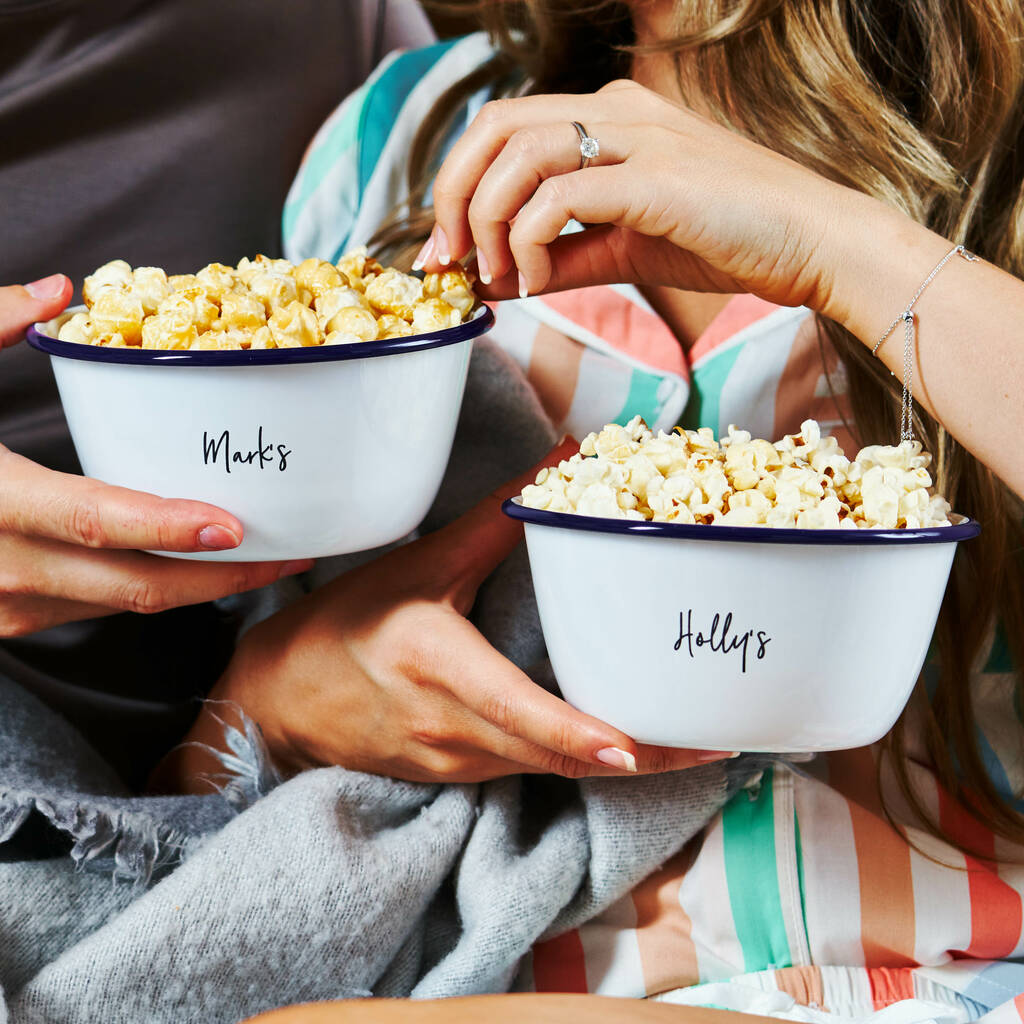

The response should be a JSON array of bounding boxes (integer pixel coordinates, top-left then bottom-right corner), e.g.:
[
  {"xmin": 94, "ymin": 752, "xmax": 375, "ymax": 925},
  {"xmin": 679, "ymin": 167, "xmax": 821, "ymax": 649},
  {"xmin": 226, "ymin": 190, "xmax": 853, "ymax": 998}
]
[
  {"xmin": 412, "ymin": 234, "xmax": 435, "ymax": 272},
  {"xmin": 697, "ymin": 750, "xmax": 742, "ymax": 762},
  {"xmin": 198, "ymin": 524, "xmax": 240, "ymax": 550},
  {"xmin": 476, "ymin": 248, "xmax": 492, "ymax": 285},
  {"xmin": 25, "ymin": 274, "xmax": 66, "ymax": 300},
  {"xmin": 278, "ymin": 559, "xmax": 314, "ymax": 579},
  {"xmin": 596, "ymin": 747, "xmax": 637, "ymax": 772},
  {"xmin": 435, "ymin": 226, "xmax": 451, "ymax": 265},
  {"xmin": 518, "ymin": 271, "xmax": 529, "ymax": 299}
]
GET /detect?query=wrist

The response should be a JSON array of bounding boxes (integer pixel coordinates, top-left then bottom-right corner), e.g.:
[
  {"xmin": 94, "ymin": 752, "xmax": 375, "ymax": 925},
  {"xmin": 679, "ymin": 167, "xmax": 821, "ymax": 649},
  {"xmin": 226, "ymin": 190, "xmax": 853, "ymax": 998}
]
[
  {"xmin": 147, "ymin": 694, "xmax": 239, "ymax": 794},
  {"xmin": 813, "ymin": 187, "xmax": 953, "ymax": 347}
]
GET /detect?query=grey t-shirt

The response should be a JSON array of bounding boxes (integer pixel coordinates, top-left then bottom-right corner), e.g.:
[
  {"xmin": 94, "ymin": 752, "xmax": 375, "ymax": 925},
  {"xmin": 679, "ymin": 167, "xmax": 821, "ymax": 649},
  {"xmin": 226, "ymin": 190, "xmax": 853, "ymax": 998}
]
[{"xmin": 0, "ymin": 0, "xmax": 434, "ymax": 784}]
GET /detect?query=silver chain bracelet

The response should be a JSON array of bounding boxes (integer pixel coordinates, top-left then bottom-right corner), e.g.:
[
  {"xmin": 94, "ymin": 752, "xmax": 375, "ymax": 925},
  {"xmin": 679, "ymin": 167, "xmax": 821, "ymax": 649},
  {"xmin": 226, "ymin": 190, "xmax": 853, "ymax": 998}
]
[{"xmin": 872, "ymin": 243, "xmax": 979, "ymax": 443}]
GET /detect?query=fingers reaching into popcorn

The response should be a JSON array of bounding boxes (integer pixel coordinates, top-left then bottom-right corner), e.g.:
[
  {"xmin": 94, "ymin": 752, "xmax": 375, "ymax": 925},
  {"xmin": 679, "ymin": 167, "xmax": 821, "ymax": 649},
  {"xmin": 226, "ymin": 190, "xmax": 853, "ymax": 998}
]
[
  {"xmin": 520, "ymin": 417, "xmax": 954, "ymax": 530},
  {"xmin": 59, "ymin": 249, "xmax": 477, "ymax": 351}
]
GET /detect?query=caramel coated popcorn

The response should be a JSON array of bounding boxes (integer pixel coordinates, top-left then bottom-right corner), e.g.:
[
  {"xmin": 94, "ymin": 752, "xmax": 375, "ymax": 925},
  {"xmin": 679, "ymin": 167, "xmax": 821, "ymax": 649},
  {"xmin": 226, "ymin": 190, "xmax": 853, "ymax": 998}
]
[
  {"xmin": 60, "ymin": 248, "xmax": 476, "ymax": 351},
  {"xmin": 520, "ymin": 418, "xmax": 954, "ymax": 530}
]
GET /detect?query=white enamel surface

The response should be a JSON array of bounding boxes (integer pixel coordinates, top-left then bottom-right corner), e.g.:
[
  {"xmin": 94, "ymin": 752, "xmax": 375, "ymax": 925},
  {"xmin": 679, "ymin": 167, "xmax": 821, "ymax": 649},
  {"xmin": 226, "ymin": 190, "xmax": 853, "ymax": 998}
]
[
  {"xmin": 523, "ymin": 522, "xmax": 958, "ymax": 752},
  {"xmin": 48, "ymin": 341, "xmax": 472, "ymax": 561}
]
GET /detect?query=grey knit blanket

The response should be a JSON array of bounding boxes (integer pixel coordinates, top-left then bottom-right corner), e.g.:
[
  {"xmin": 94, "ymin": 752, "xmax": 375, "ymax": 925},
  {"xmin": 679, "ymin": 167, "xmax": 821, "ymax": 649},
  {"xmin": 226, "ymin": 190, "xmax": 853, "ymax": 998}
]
[{"xmin": 0, "ymin": 340, "xmax": 762, "ymax": 1024}]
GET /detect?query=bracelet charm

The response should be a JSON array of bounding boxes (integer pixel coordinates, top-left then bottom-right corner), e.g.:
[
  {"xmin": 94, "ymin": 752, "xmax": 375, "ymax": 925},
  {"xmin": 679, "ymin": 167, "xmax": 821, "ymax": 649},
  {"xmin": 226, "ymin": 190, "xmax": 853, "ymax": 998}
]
[{"xmin": 871, "ymin": 244, "xmax": 978, "ymax": 443}]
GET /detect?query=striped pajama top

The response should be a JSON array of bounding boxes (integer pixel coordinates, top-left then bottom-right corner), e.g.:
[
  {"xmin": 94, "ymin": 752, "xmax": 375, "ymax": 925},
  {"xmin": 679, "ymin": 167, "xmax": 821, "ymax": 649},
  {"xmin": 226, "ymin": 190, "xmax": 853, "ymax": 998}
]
[{"xmin": 282, "ymin": 33, "xmax": 1024, "ymax": 1024}]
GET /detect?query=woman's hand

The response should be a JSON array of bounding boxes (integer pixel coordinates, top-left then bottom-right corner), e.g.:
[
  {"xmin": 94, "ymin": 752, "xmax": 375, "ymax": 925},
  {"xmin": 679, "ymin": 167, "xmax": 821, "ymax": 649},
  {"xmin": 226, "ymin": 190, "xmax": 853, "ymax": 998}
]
[
  {"xmin": 0, "ymin": 277, "xmax": 309, "ymax": 637},
  {"xmin": 161, "ymin": 442, "xmax": 733, "ymax": 790},
  {"xmin": 417, "ymin": 79, "xmax": 862, "ymax": 315},
  {"xmin": 417, "ymin": 80, "xmax": 1024, "ymax": 499}
]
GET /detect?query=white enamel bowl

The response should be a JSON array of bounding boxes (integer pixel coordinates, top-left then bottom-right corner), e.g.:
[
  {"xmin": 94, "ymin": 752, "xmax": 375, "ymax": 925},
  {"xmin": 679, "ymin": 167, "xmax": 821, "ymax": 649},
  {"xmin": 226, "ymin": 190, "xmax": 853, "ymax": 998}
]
[
  {"xmin": 503, "ymin": 498, "xmax": 979, "ymax": 752},
  {"xmin": 29, "ymin": 305, "xmax": 494, "ymax": 561}
]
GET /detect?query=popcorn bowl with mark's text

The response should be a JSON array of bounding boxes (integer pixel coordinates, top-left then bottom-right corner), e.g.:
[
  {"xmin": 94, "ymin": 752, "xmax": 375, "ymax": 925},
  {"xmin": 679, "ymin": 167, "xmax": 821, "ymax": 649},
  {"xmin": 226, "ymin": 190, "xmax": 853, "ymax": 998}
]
[
  {"xmin": 503, "ymin": 497, "xmax": 979, "ymax": 752},
  {"xmin": 28, "ymin": 304, "xmax": 494, "ymax": 561}
]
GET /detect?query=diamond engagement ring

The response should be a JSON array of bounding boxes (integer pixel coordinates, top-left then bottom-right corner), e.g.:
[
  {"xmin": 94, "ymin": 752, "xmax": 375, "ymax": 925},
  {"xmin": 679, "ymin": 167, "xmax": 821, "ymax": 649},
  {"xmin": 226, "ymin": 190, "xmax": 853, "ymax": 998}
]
[{"xmin": 571, "ymin": 121, "xmax": 600, "ymax": 169}]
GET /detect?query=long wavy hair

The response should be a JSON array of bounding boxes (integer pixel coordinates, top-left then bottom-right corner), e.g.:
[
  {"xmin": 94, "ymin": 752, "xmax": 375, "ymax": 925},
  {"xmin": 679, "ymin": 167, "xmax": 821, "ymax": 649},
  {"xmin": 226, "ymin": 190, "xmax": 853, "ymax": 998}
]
[{"xmin": 374, "ymin": 0, "xmax": 1024, "ymax": 851}]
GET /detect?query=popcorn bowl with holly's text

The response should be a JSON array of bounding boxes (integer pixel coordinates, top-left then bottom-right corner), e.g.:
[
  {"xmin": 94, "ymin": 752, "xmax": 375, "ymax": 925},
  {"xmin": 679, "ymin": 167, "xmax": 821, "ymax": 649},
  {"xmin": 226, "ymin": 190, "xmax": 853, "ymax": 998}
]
[
  {"xmin": 28, "ymin": 304, "xmax": 494, "ymax": 561},
  {"xmin": 503, "ymin": 498, "xmax": 979, "ymax": 752}
]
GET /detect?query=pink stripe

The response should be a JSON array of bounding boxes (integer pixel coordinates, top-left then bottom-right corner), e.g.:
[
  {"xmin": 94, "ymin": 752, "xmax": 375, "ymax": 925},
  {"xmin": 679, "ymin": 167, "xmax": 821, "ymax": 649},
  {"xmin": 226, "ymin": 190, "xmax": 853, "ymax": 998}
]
[
  {"xmin": 868, "ymin": 967, "xmax": 917, "ymax": 1010},
  {"xmin": 938, "ymin": 788, "xmax": 1023, "ymax": 959},
  {"xmin": 1014, "ymin": 991, "xmax": 1024, "ymax": 1023},
  {"xmin": 689, "ymin": 293, "xmax": 780, "ymax": 364},
  {"xmin": 537, "ymin": 288, "xmax": 687, "ymax": 376}
]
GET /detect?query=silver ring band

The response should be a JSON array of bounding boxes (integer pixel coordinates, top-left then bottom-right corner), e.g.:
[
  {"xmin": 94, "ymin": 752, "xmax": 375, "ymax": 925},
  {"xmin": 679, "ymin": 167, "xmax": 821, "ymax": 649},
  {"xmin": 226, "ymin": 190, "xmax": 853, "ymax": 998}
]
[{"xmin": 571, "ymin": 121, "xmax": 600, "ymax": 170}]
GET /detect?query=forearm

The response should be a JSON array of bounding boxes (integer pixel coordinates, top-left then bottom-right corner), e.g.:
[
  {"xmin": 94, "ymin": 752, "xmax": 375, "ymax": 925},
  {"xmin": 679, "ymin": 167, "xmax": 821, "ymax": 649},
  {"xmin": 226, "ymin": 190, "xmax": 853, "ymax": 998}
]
[{"xmin": 820, "ymin": 188, "xmax": 1024, "ymax": 497}]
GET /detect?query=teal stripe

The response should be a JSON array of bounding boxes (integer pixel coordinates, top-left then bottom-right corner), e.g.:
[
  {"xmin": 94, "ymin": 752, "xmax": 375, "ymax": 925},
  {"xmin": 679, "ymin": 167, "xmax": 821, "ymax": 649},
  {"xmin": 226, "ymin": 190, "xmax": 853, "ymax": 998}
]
[
  {"xmin": 721, "ymin": 766, "xmax": 793, "ymax": 973},
  {"xmin": 282, "ymin": 82, "xmax": 373, "ymax": 244},
  {"xmin": 679, "ymin": 343, "xmax": 746, "ymax": 435},
  {"xmin": 357, "ymin": 37, "xmax": 462, "ymax": 201},
  {"xmin": 614, "ymin": 369, "xmax": 664, "ymax": 426}
]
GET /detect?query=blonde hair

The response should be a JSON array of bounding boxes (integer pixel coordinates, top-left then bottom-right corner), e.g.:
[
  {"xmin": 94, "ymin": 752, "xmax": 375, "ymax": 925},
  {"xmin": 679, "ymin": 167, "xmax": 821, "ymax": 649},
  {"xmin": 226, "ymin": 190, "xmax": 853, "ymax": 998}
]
[{"xmin": 375, "ymin": 0, "xmax": 1024, "ymax": 850}]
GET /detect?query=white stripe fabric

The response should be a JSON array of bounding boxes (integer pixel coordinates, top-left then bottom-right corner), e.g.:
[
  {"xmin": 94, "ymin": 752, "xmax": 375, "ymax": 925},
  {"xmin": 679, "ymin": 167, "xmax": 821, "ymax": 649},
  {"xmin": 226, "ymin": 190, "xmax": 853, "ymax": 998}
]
[
  {"xmin": 679, "ymin": 817, "xmax": 746, "ymax": 981},
  {"xmin": 793, "ymin": 773, "xmax": 864, "ymax": 967},
  {"xmin": 715, "ymin": 307, "xmax": 807, "ymax": 440},
  {"xmin": 908, "ymin": 831, "xmax": 970, "ymax": 965},
  {"xmin": 578, "ymin": 898, "xmax": 646, "ymax": 997}
]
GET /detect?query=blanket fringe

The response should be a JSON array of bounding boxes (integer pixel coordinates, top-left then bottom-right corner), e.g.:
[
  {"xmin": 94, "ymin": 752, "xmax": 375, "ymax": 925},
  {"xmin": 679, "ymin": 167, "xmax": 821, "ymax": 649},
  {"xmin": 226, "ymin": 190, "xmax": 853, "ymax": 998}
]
[
  {"xmin": 0, "ymin": 789, "xmax": 195, "ymax": 887},
  {"xmin": 0, "ymin": 707, "xmax": 279, "ymax": 888},
  {"xmin": 186, "ymin": 702, "xmax": 283, "ymax": 810}
]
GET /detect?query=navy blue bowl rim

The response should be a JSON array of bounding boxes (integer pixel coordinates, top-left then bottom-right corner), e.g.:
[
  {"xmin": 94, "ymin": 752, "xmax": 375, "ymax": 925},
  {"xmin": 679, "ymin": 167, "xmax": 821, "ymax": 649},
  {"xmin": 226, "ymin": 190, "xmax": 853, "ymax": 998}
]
[
  {"xmin": 502, "ymin": 497, "xmax": 980, "ymax": 546},
  {"xmin": 27, "ymin": 303, "xmax": 494, "ymax": 366}
]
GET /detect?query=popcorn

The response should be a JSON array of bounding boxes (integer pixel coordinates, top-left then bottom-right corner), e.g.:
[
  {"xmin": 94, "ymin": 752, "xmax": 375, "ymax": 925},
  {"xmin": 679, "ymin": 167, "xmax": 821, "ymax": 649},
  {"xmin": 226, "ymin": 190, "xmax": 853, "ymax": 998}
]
[
  {"xmin": 82, "ymin": 259, "xmax": 132, "ymax": 305},
  {"xmin": 195, "ymin": 262, "xmax": 238, "ymax": 302},
  {"xmin": 248, "ymin": 270, "xmax": 299, "ymax": 313},
  {"xmin": 156, "ymin": 291, "xmax": 219, "ymax": 333},
  {"xmin": 315, "ymin": 286, "xmax": 371, "ymax": 327},
  {"xmin": 57, "ymin": 312, "xmax": 97, "ymax": 345},
  {"xmin": 336, "ymin": 246, "xmax": 370, "ymax": 286},
  {"xmin": 130, "ymin": 267, "xmax": 172, "ymax": 315},
  {"xmin": 90, "ymin": 290, "xmax": 145, "ymax": 345},
  {"xmin": 70, "ymin": 249, "xmax": 477, "ymax": 352},
  {"xmin": 218, "ymin": 292, "xmax": 266, "ymax": 331},
  {"xmin": 411, "ymin": 298, "xmax": 461, "ymax": 333},
  {"xmin": 323, "ymin": 306, "xmax": 378, "ymax": 343},
  {"xmin": 376, "ymin": 314, "xmax": 414, "ymax": 339},
  {"xmin": 141, "ymin": 310, "xmax": 198, "ymax": 350},
  {"xmin": 249, "ymin": 326, "xmax": 276, "ymax": 350},
  {"xmin": 423, "ymin": 269, "xmax": 475, "ymax": 318},
  {"xmin": 267, "ymin": 300, "xmax": 319, "ymax": 348},
  {"xmin": 294, "ymin": 258, "xmax": 343, "ymax": 302},
  {"xmin": 520, "ymin": 418, "xmax": 955, "ymax": 530},
  {"xmin": 168, "ymin": 273, "xmax": 205, "ymax": 298},
  {"xmin": 365, "ymin": 268, "xmax": 424, "ymax": 320}
]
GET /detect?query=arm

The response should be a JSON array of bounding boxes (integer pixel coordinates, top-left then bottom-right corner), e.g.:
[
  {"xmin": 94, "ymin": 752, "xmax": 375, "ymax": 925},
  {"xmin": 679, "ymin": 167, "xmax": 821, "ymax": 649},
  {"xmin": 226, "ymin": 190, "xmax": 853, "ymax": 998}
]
[
  {"xmin": 244, "ymin": 994, "xmax": 777, "ymax": 1024},
  {"xmin": 153, "ymin": 442, "xmax": 733, "ymax": 792},
  {"xmin": 419, "ymin": 80, "xmax": 1024, "ymax": 498}
]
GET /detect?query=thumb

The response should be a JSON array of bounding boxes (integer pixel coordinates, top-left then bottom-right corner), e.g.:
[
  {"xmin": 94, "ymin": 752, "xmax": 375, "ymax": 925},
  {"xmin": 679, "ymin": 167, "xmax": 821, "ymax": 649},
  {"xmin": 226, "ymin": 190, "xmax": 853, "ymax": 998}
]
[
  {"xmin": 0, "ymin": 276, "xmax": 74, "ymax": 349},
  {"xmin": 431, "ymin": 435, "xmax": 579, "ymax": 612}
]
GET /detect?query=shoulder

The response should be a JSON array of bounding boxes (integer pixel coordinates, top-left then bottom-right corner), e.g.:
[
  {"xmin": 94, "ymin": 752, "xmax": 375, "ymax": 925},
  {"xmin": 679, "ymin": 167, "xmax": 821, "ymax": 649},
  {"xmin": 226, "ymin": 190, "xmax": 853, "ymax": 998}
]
[{"xmin": 283, "ymin": 33, "xmax": 498, "ymax": 263}]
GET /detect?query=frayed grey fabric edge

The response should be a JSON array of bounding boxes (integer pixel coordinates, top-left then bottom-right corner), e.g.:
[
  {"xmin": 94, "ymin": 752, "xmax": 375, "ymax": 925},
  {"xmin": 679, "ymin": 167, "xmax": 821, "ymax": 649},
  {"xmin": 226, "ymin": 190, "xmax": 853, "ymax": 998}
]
[
  {"xmin": 181, "ymin": 702, "xmax": 283, "ymax": 812},
  {"xmin": 0, "ymin": 707, "xmax": 280, "ymax": 888},
  {"xmin": 0, "ymin": 789, "xmax": 196, "ymax": 888}
]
